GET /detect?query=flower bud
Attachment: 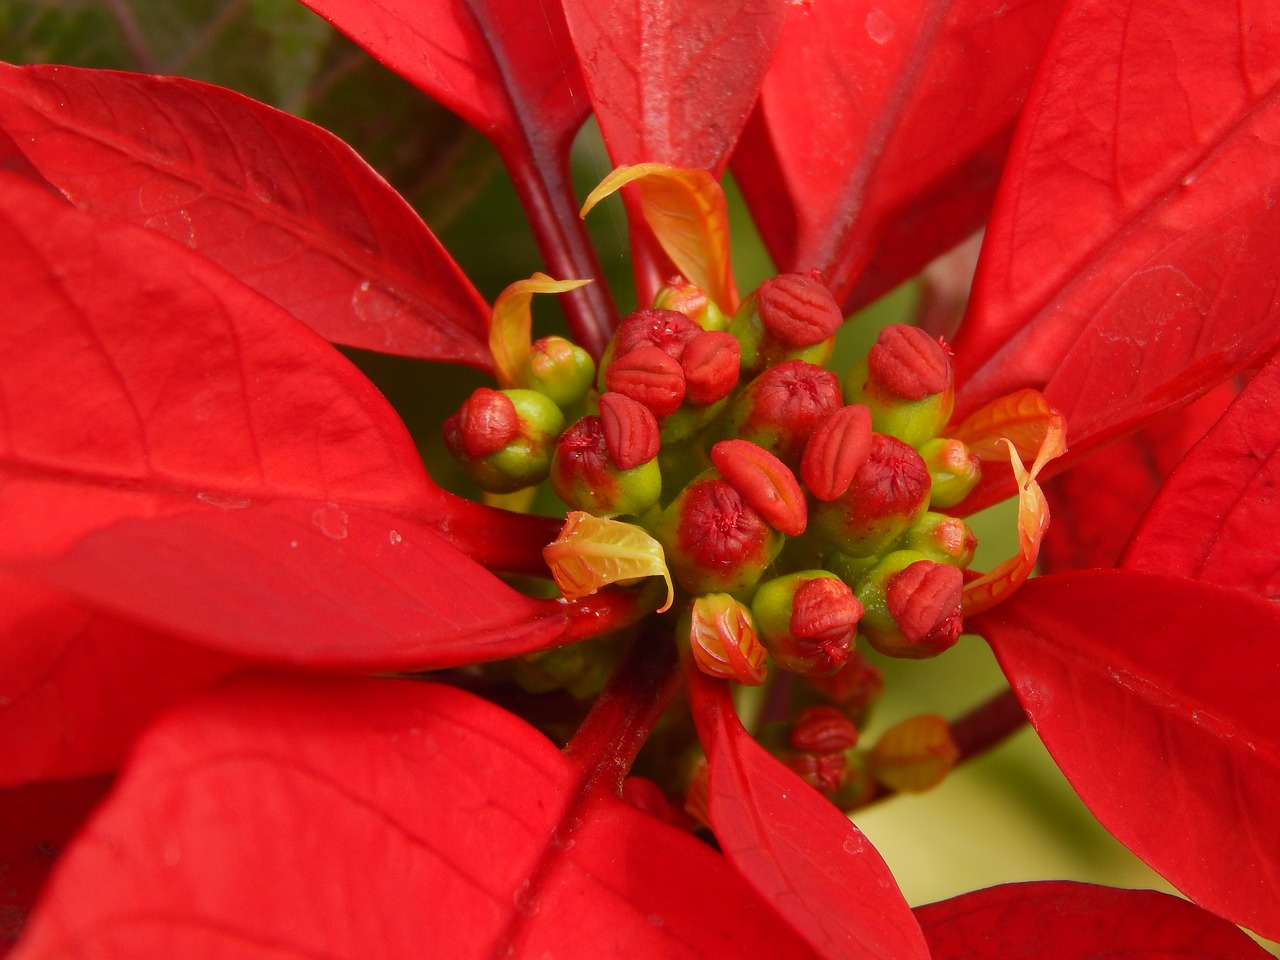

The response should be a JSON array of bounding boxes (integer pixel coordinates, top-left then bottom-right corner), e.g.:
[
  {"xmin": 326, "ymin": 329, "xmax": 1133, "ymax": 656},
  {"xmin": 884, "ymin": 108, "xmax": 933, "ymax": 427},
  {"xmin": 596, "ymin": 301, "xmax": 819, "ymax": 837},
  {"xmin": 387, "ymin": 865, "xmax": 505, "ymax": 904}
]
[
  {"xmin": 598, "ymin": 392, "xmax": 661, "ymax": 470},
  {"xmin": 710, "ymin": 439, "xmax": 807, "ymax": 536},
  {"xmin": 918, "ymin": 437, "xmax": 981, "ymax": 508},
  {"xmin": 656, "ymin": 472, "xmax": 783, "ymax": 594},
  {"xmin": 653, "ymin": 277, "xmax": 728, "ymax": 331},
  {"xmin": 867, "ymin": 713, "xmax": 959, "ymax": 793},
  {"xmin": 810, "ymin": 433, "xmax": 932, "ymax": 556},
  {"xmin": 443, "ymin": 387, "xmax": 564, "ymax": 492},
  {"xmin": 805, "ymin": 652, "xmax": 883, "ymax": 723},
  {"xmin": 857, "ymin": 551, "xmax": 964, "ymax": 658},
  {"xmin": 785, "ymin": 751, "xmax": 848, "ymax": 797},
  {"xmin": 720, "ymin": 360, "xmax": 844, "ymax": 466},
  {"xmin": 800, "ymin": 404, "xmax": 874, "ymax": 501},
  {"xmin": 790, "ymin": 705, "xmax": 859, "ymax": 753},
  {"xmin": 550, "ymin": 414, "xmax": 661, "ymax": 516},
  {"xmin": 730, "ymin": 273, "xmax": 841, "ymax": 375},
  {"xmin": 605, "ymin": 344, "xmax": 687, "ymax": 418},
  {"xmin": 525, "ymin": 335, "xmax": 596, "ymax": 408},
  {"xmin": 845, "ymin": 325, "xmax": 955, "ymax": 447},
  {"xmin": 904, "ymin": 512, "xmax": 977, "ymax": 568},
  {"xmin": 680, "ymin": 331, "xmax": 741, "ymax": 406},
  {"xmin": 683, "ymin": 593, "xmax": 768, "ymax": 685},
  {"xmin": 752, "ymin": 572, "xmax": 861, "ymax": 676}
]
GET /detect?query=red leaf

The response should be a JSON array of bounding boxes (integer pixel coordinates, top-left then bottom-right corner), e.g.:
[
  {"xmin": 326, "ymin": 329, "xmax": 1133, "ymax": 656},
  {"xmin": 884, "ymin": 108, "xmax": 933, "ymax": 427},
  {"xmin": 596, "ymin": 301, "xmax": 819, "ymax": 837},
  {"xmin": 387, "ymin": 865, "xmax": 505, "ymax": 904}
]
[
  {"xmin": 916, "ymin": 880, "xmax": 1273, "ymax": 959},
  {"xmin": 954, "ymin": 0, "xmax": 1280, "ymax": 455},
  {"xmin": 0, "ymin": 775, "xmax": 112, "ymax": 955},
  {"xmin": 10, "ymin": 500, "xmax": 568, "ymax": 669},
  {"xmin": 1125, "ymin": 355, "xmax": 1280, "ymax": 597},
  {"xmin": 731, "ymin": 0, "xmax": 1063, "ymax": 308},
  {"xmin": 974, "ymin": 571, "xmax": 1280, "ymax": 942},
  {"xmin": 686, "ymin": 666, "xmax": 929, "ymax": 960},
  {"xmin": 0, "ymin": 575, "xmax": 242, "ymax": 786},
  {"xmin": 561, "ymin": 0, "xmax": 785, "ymax": 174},
  {"xmin": 1041, "ymin": 382, "xmax": 1235, "ymax": 572},
  {"xmin": 15, "ymin": 676, "xmax": 816, "ymax": 958},
  {"xmin": 0, "ymin": 64, "xmax": 493, "ymax": 369}
]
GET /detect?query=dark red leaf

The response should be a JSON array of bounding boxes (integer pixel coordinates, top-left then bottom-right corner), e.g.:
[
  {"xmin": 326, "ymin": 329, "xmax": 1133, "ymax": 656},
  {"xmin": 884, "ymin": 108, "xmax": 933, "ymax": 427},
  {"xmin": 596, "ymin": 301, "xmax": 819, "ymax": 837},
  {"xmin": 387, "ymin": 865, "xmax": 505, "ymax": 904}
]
[
  {"xmin": 0, "ymin": 64, "xmax": 493, "ymax": 369},
  {"xmin": 15, "ymin": 676, "xmax": 816, "ymax": 958},
  {"xmin": 0, "ymin": 775, "xmax": 112, "ymax": 955},
  {"xmin": 917, "ymin": 880, "xmax": 1273, "ymax": 959},
  {"xmin": 1040, "ymin": 382, "xmax": 1236, "ymax": 572},
  {"xmin": 686, "ymin": 665, "xmax": 929, "ymax": 960},
  {"xmin": 731, "ymin": 0, "xmax": 1063, "ymax": 308},
  {"xmin": 954, "ymin": 0, "xmax": 1280, "ymax": 459},
  {"xmin": 974, "ymin": 571, "xmax": 1280, "ymax": 942},
  {"xmin": 561, "ymin": 0, "xmax": 785, "ymax": 174},
  {"xmin": 1125, "ymin": 354, "xmax": 1280, "ymax": 597},
  {"xmin": 0, "ymin": 576, "xmax": 242, "ymax": 787}
]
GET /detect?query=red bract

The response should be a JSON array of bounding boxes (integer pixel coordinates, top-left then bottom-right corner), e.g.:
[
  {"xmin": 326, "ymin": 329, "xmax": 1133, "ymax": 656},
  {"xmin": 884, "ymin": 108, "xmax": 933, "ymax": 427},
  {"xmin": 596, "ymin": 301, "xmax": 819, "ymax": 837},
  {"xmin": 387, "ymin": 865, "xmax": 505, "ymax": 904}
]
[{"xmin": 1, "ymin": 0, "xmax": 1279, "ymax": 955}]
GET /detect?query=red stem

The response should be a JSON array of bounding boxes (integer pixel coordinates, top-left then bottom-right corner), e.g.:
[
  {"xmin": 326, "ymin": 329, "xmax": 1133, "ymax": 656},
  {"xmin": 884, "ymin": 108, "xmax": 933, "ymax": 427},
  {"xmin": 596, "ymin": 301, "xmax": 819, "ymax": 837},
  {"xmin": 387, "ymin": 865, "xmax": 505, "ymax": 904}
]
[
  {"xmin": 504, "ymin": 140, "xmax": 618, "ymax": 359},
  {"xmin": 562, "ymin": 624, "xmax": 680, "ymax": 797}
]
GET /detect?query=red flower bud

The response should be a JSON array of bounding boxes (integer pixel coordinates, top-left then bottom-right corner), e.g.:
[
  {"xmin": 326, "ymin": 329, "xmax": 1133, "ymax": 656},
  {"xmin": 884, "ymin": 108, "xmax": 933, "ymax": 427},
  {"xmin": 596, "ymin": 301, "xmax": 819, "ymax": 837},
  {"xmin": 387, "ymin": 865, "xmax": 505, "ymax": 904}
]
[
  {"xmin": 613, "ymin": 307, "xmax": 702, "ymax": 361},
  {"xmin": 444, "ymin": 387, "xmax": 518, "ymax": 459},
  {"xmin": 800, "ymin": 404, "xmax": 873, "ymax": 501},
  {"xmin": 599, "ymin": 392, "xmax": 660, "ymax": 470},
  {"xmin": 790, "ymin": 705, "xmax": 859, "ymax": 753},
  {"xmin": 867, "ymin": 325, "xmax": 952, "ymax": 401},
  {"xmin": 786, "ymin": 751, "xmax": 848, "ymax": 796},
  {"xmin": 657, "ymin": 474, "xmax": 782, "ymax": 594},
  {"xmin": 680, "ymin": 331, "xmax": 740, "ymax": 406},
  {"xmin": 722, "ymin": 360, "xmax": 843, "ymax": 466},
  {"xmin": 752, "ymin": 571, "xmax": 858, "ymax": 676},
  {"xmin": 550, "ymin": 415, "xmax": 661, "ymax": 516},
  {"xmin": 605, "ymin": 344, "xmax": 687, "ymax": 418},
  {"xmin": 757, "ymin": 273, "xmax": 842, "ymax": 347},
  {"xmin": 791, "ymin": 576, "xmax": 863, "ymax": 646},
  {"xmin": 886, "ymin": 560, "xmax": 963, "ymax": 653},
  {"xmin": 810, "ymin": 433, "xmax": 932, "ymax": 556},
  {"xmin": 710, "ymin": 439, "xmax": 807, "ymax": 536},
  {"xmin": 806, "ymin": 652, "xmax": 884, "ymax": 722}
]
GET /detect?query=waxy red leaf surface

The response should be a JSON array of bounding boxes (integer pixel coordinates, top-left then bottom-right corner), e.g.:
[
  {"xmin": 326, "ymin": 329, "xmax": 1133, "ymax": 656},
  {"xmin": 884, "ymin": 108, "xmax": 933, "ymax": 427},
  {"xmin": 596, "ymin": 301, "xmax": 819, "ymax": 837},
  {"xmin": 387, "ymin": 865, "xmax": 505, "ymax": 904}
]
[
  {"xmin": 0, "ymin": 576, "xmax": 242, "ymax": 786},
  {"xmin": 975, "ymin": 571, "xmax": 1280, "ymax": 941},
  {"xmin": 954, "ymin": 0, "xmax": 1280, "ymax": 459},
  {"xmin": 15, "ymin": 677, "xmax": 815, "ymax": 959},
  {"xmin": 917, "ymin": 880, "xmax": 1274, "ymax": 959},
  {"xmin": 731, "ymin": 0, "xmax": 1063, "ymax": 308},
  {"xmin": 687, "ymin": 667, "xmax": 929, "ymax": 960},
  {"xmin": 1125, "ymin": 353, "xmax": 1280, "ymax": 597},
  {"xmin": 0, "ymin": 64, "xmax": 493, "ymax": 369},
  {"xmin": 0, "ymin": 172, "xmax": 568, "ymax": 667},
  {"xmin": 561, "ymin": 0, "xmax": 784, "ymax": 174}
]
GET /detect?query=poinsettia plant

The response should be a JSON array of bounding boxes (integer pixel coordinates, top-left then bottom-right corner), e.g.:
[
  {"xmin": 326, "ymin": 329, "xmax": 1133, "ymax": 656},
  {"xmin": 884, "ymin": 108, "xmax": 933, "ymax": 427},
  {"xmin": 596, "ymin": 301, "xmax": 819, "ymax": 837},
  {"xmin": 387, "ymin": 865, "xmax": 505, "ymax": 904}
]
[{"xmin": 2, "ymin": 0, "xmax": 1278, "ymax": 956}]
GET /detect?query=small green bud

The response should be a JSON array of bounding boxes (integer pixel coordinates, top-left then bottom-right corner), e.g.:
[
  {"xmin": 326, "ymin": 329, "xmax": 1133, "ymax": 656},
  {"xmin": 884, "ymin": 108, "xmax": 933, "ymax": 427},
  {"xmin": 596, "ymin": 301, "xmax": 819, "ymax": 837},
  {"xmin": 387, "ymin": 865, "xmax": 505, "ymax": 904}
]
[
  {"xmin": 653, "ymin": 277, "xmax": 728, "ymax": 331},
  {"xmin": 752, "ymin": 571, "xmax": 861, "ymax": 676},
  {"xmin": 918, "ymin": 437, "xmax": 981, "ymax": 508},
  {"xmin": 844, "ymin": 325, "xmax": 955, "ymax": 448},
  {"xmin": 856, "ymin": 550, "xmax": 964, "ymax": 659},
  {"xmin": 443, "ymin": 387, "xmax": 564, "ymax": 492},
  {"xmin": 526, "ymin": 335, "xmax": 595, "ymax": 408},
  {"xmin": 904, "ymin": 512, "xmax": 977, "ymax": 567}
]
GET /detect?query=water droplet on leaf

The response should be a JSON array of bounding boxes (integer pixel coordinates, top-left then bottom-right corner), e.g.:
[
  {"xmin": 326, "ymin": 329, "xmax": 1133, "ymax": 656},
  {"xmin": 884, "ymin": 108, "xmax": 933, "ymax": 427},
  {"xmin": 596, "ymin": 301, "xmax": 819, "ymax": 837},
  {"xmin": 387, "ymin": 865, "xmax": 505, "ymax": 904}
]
[
  {"xmin": 311, "ymin": 503, "xmax": 349, "ymax": 540},
  {"xmin": 865, "ymin": 9, "xmax": 895, "ymax": 43}
]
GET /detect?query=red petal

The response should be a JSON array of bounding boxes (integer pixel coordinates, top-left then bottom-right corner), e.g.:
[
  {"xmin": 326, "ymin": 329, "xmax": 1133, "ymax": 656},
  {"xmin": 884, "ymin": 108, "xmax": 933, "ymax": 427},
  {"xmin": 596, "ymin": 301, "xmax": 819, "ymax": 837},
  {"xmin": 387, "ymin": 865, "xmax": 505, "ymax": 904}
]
[
  {"xmin": 954, "ymin": 0, "xmax": 1280, "ymax": 457},
  {"xmin": 0, "ymin": 64, "xmax": 492, "ymax": 369},
  {"xmin": 686, "ymin": 666, "xmax": 929, "ymax": 960},
  {"xmin": 1125, "ymin": 355, "xmax": 1280, "ymax": 596},
  {"xmin": 561, "ymin": 0, "xmax": 785, "ymax": 174},
  {"xmin": 917, "ymin": 881, "xmax": 1274, "ymax": 959},
  {"xmin": 732, "ymin": 0, "xmax": 1063, "ymax": 308},
  {"xmin": 975, "ymin": 571, "xmax": 1280, "ymax": 941},
  {"xmin": 17, "ymin": 677, "xmax": 815, "ymax": 958}
]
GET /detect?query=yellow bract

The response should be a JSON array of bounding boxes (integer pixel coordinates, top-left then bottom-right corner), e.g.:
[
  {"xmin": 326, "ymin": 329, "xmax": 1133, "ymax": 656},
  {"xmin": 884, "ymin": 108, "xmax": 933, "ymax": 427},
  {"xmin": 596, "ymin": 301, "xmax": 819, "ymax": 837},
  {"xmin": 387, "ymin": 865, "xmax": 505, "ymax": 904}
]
[
  {"xmin": 543, "ymin": 511, "xmax": 674, "ymax": 612},
  {"xmin": 489, "ymin": 273, "xmax": 591, "ymax": 389}
]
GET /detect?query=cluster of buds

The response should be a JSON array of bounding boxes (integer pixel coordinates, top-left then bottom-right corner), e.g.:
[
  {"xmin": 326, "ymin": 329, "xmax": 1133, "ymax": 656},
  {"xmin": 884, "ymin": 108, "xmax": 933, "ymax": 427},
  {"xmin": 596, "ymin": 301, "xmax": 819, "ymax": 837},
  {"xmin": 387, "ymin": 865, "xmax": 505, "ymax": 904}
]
[{"xmin": 444, "ymin": 272, "xmax": 985, "ymax": 693}]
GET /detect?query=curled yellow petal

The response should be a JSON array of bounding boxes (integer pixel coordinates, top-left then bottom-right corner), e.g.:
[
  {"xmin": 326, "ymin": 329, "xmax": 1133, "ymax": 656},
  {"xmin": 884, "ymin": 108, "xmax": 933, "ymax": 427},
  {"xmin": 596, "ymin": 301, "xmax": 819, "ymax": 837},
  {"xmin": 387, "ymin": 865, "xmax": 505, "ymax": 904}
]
[
  {"xmin": 867, "ymin": 713, "xmax": 959, "ymax": 793},
  {"xmin": 543, "ymin": 511, "xmax": 674, "ymax": 612},
  {"xmin": 581, "ymin": 163, "xmax": 738, "ymax": 313},
  {"xmin": 489, "ymin": 273, "xmax": 591, "ymax": 389},
  {"xmin": 960, "ymin": 395, "xmax": 1067, "ymax": 617}
]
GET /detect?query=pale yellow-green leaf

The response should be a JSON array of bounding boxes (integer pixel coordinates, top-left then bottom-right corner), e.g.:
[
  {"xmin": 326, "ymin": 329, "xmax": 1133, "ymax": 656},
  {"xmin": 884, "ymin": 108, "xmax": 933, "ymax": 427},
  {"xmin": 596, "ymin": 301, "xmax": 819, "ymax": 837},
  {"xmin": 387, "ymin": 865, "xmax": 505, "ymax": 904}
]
[
  {"xmin": 489, "ymin": 273, "xmax": 591, "ymax": 389},
  {"xmin": 543, "ymin": 512, "xmax": 673, "ymax": 612}
]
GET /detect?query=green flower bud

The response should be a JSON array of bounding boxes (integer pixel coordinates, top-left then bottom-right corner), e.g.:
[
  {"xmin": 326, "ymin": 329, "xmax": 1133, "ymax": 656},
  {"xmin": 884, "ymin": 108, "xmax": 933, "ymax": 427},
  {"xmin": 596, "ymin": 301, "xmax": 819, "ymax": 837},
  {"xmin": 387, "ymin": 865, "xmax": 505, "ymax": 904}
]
[
  {"xmin": 904, "ymin": 512, "xmax": 977, "ymax": 567},
  {"xmin": 856, "ymin": 550, "xmax": 964, "ymax": 659},
  {"xmin": 918, "ymin": 437, "xmax": 981, "ymax": 508},
  {"xmin": 844, "ymin": 325, "xmax": 955, "ymax": 448},
  {"xmin": 752, "ymin": 571, "xmax": 861, "ymax": 676},
  {"xmin": 729, "ymin": 274, "xmax": 841, "ymax": 376},
  {"xmin": 526, "ymin": 335, "xmax": 595, "ymax": 408},
  {"xmin": 443, "ymin": 387, "xmax": 564, "ymax": 493},
  {"xmin": 653, "ymin": 277, "xmax": 729, "ymax": 331},
  {"xmin": 550, "ymin": 414, "xmax": 661, "ymax": 517}
]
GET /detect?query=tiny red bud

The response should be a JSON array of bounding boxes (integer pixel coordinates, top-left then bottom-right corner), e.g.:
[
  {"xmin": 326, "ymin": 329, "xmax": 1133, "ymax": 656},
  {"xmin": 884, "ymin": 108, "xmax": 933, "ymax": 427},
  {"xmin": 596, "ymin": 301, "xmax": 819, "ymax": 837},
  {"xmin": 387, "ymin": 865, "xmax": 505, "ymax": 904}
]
[
  {"xmin": 786, "ymin": 751, "xmax": 847, "ymax": 796},
  {"xmin": 724, "ymin": 360, "xmax": 844, "ymax": 465},
  {"xmin": 445, "ymin": 387, "xmax": 518, "ymax": 458},
  {"xmin": 867, "ymin": 325, "xmax": 952, "ymax": 401},
  {"xmin": 613, "ymin": 307, "xmax": 702, "ymax": 361},
  {"xmin": 810, "ymin": 433, "xmax": 932, "ymax": 556},
  {"xmin": 886, "ymin": 560, "xmax": 964, "ymax": 652},
  {"xmin": 550, "ymin": 416, "xmax": 661, "ymax": 516},
  {"xmin": 605, "ymin": 345, "xmax": 687, "ymax": 418},
  {"xmin": 801, "ymin": 404, "xmax": 873, "ymax": 501},
  {"xmin": 681, "ymin": 331, "xmax": 741, "ymax": 406},
  {"xmin": 752, "ymin": 571, "xmax": 856, "ymax": 676},
  {"xmin": 807, "ymin": 653, "xmax": 884, "ymax": 721},
  {"xmin": 599, "ymin": 392, "xmax": 660, "ymax": 470},
  {"xmin": 710, "ymin": 439, "xmax": 807, "ymax": 536},
  {"xmin": 756, "ymin": 273, "xmax": 842, "ymax": 347},
  {"xmin": 790, "ymin": 705, "xmax": 859, "ymax": 753},
  {"xmin": 790, "ymin": 576, "xmax": 863, "ymax": 645},
  {"xmin": 657, "ymin": 474, "xmax": 782, "ymax": 594}
]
